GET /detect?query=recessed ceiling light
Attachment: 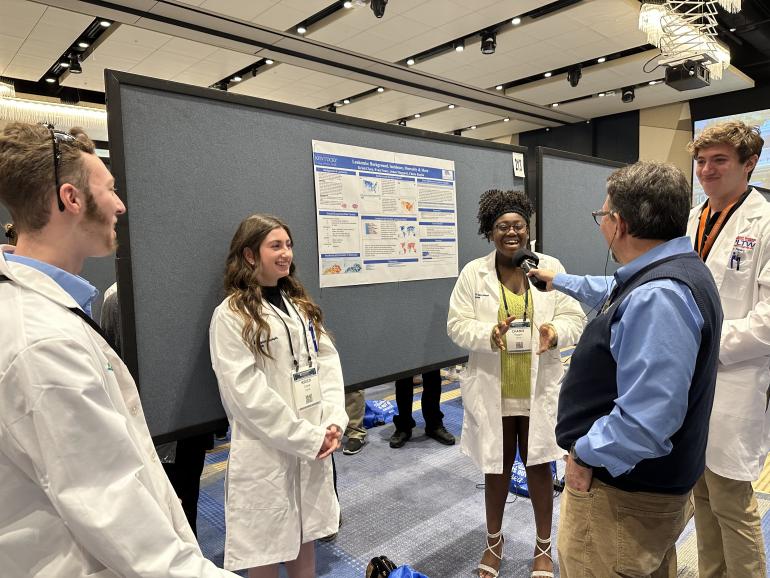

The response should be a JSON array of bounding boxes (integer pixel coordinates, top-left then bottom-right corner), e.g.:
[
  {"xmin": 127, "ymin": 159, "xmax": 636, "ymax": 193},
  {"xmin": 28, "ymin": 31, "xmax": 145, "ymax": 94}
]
[
  {"xmin": 551, "ymin": 103, "xmax": 559, "ymax": 107},
  {"xmin": 503, "ymin": 117, "xmax": 510, "ymax": 122},
  {"xmin": 297, "ymin": 26, "xmax": 307, "ymax": 34},
  {"xmin": 45, "ymin": 77, "xmax": 56, "ymax": 83},
  {"xmin": 343, "ymin": 1, "xmax": 353, "ymax": 7},
  {"xmin": 377, "ymin": 87, "xmax": 384, "ymax": 92},
  {"xmin": 265, "ymin": 59, "xmax": 274, "ymax": 65},
  {"xmin": 470, "ymin": 125, "xmax": 477, "ymax": 130},
  {"xmin": 448, "ymin": 104, "xmax": 455, "ymax": 109},
  {"xmin": 78, "ymin": 42, "xmax": 89, "ymax": 49},
  {"xmin": 597, "ymin": 57, "xmax": 606, "ymax": 63},
  {"xmin": 495, "ymin": 85, "xmax": 503, "ymax": 90},
  {"xmin": 406, "ymin": 58, "xmax": 415, "ymax": 66},
  {"xmin": 334, "ymin": 102, "xmax": 342, "ymax": 107},
  {"xmin": 60, "ymin": 61, "xmax": 70, "ymax": 68},
  {"xmin": 343, "ymin": 98, "xmax": 350, "ymax": 104},
  {"xmin": 99, "ymin": 20, "xmax": 111, "ymax": 27},
  {"xmin": 598, "ymin": 92, "xmax": 605, "ymax": 97},
  {"xmin": 544, "ymin": 72, "xmax": 552, "ymax": 78},
  {"xmin": 730, "ymin": 27, "xmax": 736, "ymax": 32},
  {"xmin": 454, "ymin": 40, "xmax": 465, "ymax": 52},
  {"xmin": 511, "ymin": 17, "xmax": 521, "ymax": 25},
  {"xmin": 231, "ymin": 76, "xmax": 242, "ymax": 82},
  {"xmin": 648, "ymin": 80, "xmax": 657, "ymax": 85},
  {"xmin": 414, "ymin": 113, "xmax": 421, "ymax": 118}
]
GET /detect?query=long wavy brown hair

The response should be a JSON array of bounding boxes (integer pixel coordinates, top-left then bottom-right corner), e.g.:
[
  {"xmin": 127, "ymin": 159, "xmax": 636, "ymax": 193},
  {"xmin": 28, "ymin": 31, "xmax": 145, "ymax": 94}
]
[{"xmin": 223, "ymin": 214, "xmax": 325, "ymax": 359}]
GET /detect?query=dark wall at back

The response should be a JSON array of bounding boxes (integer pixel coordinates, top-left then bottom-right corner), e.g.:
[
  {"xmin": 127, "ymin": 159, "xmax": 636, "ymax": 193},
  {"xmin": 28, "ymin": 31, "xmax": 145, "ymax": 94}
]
[
  {"xmin": 690, "ymin": 85, "xmax": 770, "ymax": 121},
  {"xmin": 107, "ymin": 71, "xmax": 524, "ymax": 441},
  {"xmin": 0, "ymin": 204, "xmax": 116, "ymax": 320}
]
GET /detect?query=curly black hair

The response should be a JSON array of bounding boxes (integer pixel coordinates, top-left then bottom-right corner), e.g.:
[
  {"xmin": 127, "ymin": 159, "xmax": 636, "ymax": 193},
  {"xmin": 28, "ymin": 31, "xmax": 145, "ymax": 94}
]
[{"xmin": 477, "ymin": 189, "xmax": 533, "ymax": 240}]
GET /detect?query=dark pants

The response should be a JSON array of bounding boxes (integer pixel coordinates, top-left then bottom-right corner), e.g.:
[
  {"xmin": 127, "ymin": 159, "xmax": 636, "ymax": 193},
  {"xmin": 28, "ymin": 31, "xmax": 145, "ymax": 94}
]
[
  {"xmin": 393, "ymin": 368, "xmax": 444, "ymax": 432},
  {"xmin": 162, "ymin": 432, "xmax": 213, "ymax": 536}
]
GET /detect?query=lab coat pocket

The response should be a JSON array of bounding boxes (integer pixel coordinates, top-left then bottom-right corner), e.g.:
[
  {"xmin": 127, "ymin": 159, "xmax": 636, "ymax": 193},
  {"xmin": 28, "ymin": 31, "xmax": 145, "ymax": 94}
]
[
  {"xmin": 720, "ymin": 252, "xmax": 754, "ymax": 302},
  {"xmin": 227, "ymin": 441, "xmax": 289, "ymax": 510}
]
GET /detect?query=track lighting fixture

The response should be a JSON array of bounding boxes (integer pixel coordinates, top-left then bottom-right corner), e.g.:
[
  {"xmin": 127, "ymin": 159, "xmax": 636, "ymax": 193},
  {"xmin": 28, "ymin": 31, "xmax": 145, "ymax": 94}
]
[
  {"xmin": 566, "ymin": 65, "xmax": 582, "ymax": 88},
  {"xmin": 370, "ymin": 0, "xmax": 388, "ymax": 18},
  {"xmin": 68, "ymin": 54, "xmax": 82, "ymax": 74},
  {"xmin": 621, "ymin": 86, "xmax": 635, "ymax": 103},
  {"xmin": 480, "ymin": 30, "xmax": 496, "ymax": 55}
]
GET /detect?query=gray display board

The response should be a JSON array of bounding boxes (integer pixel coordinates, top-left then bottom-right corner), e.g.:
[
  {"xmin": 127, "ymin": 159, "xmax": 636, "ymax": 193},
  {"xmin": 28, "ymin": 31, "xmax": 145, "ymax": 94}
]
[
  {"xmin": 106, "ymin": 71, "xmax": 526, "ymax": 441},
  {"xmin": 0, "ymin": 204, "xmax": 115, "ymax": 321},
  {"xmin": 537, "ymin": 148, "xmax": 625, "ymax": 305}
]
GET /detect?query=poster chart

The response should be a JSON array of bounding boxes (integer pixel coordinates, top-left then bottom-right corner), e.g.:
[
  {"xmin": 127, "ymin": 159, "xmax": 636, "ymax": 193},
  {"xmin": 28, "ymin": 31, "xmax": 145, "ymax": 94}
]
[{"xmin": 312, "ymin": 140, "xmax": 459, "ymax": 288}]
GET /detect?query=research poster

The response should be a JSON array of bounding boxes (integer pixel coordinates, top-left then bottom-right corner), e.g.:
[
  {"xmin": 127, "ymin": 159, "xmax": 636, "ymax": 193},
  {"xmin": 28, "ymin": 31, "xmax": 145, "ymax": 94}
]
[{"xmin": 312, "ymin": 140, "xmax": 458, "ymax": 288}]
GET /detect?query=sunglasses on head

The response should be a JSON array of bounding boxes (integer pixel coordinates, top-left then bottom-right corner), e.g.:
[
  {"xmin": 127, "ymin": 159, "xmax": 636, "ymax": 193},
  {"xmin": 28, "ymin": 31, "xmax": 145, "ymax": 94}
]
[{"xmin": 40, "ymin": 123, "xmax": 77, "ymax": 212}]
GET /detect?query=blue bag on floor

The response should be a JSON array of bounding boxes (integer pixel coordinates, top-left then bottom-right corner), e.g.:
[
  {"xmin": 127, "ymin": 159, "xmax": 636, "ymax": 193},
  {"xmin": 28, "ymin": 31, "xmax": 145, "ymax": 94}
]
[
  {"xmin": 389, "ymin": 565, "xmax": 429, "ymax": 578},
  {"xmin": 364, "ymin": 399, "xmax": 396, "ymax": 428},
  {"xmin": 509, "ymin": 450, "xmax": 558, "ymax": 497}
]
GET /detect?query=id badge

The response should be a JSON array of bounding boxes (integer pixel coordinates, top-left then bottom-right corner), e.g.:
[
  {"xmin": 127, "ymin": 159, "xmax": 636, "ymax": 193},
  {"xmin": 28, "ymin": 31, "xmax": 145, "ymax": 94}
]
[
  {"xmin": 292, "ymin": 366, "xmax": 321, "ymax": 411},
  {"xmin": 506, "ymin": 321, "xmax": 532, "ymax": 353}
]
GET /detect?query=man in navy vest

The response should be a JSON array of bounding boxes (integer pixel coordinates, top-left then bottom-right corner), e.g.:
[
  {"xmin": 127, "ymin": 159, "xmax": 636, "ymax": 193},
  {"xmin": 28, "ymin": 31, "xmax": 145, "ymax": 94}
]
[{"xmin": 529, "ymin": 161, "xmax": 722, "ymax": 578}]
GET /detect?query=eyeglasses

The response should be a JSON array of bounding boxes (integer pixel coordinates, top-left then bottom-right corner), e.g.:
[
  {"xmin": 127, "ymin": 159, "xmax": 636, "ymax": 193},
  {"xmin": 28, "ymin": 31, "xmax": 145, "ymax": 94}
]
[
  {"xmin": 42, "ymin": 123, "xmax": 76, "ymax": 212},
  {"xmin": 591, "ymin": 210, "xmax": 613, "ymax": 226},
  {"xmin": 494, "ymin": 222, "xmax": 527, "ymax": 234}
]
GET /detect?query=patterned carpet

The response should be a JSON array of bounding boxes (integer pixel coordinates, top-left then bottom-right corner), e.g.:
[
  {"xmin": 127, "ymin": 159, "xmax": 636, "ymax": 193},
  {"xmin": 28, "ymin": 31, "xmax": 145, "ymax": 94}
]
[{"xmin": 197, "ymin": 376, "xmax": 770, "ymax": 577}]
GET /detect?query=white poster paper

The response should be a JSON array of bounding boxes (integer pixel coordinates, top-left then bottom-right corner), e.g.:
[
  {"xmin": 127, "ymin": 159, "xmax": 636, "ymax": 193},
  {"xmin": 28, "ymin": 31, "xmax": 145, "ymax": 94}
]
[{"xmin": 312, "ymin": 140, "xmax": 459, "ymax": 288}]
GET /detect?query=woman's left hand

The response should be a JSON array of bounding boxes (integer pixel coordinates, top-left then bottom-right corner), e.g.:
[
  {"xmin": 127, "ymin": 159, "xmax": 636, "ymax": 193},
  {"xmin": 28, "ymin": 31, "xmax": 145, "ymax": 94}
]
[{"xmin": 537, "ymin": 323, "xmax": 558, "ymax": 354}]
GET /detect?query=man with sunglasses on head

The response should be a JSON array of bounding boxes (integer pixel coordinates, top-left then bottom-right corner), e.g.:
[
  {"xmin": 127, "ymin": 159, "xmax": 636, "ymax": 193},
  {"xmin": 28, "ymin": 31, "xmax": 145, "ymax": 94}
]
[
  {"xmin": 0, "ymin": 123, "xmax": 236, "ymax": 577},
  {"xmin": 529, "ymin": 161, "xmax": 723, "ymax": 577}
]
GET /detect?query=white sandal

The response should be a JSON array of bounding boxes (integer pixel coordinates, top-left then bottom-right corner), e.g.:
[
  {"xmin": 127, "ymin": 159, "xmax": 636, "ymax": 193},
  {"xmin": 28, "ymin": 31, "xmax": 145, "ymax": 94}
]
[
  {"xmin": 530, "ymin": 535, "xmax": 554, "ymax": 578},
  {"xmin": 477, "ymin": 529, "xmax": 504, "ymax": 577}
]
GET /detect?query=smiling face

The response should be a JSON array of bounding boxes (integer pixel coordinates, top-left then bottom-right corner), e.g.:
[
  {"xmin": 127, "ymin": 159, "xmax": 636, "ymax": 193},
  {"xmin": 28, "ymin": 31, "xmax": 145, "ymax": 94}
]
[
  {"xmin": 491, "ymin": 211, "xmax": 529, "ymax": 259},
  {"xmin": 695, "ymin": 143, "xmax": 756, "ymax": 206},
  {"xmin": 255, "ymin": 226, "xmax": 293, "ymax": 286}
]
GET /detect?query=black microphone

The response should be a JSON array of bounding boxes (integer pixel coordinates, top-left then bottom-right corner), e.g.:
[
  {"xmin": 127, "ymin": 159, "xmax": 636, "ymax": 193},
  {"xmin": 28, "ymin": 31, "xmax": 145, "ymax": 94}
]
[{"xmin": 511, "ymin": 248, "xmax": 548, "ymax": 291}]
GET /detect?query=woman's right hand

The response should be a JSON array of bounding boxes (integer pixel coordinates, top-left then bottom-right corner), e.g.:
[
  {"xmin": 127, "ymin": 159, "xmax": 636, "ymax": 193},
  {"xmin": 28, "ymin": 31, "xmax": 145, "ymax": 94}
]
[
  {"xmin": 316, "ymin": 426, "xmax": 341, "ymax": 459},
  {"xmin": 491, "ymin": 315, "xmax": 517, "ymax": 351}
]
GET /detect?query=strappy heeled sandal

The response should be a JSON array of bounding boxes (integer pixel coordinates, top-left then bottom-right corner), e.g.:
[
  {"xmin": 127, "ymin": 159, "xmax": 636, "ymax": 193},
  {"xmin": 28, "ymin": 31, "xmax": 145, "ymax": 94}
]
[
  {"xmin": 477, "ymin": 529, "xmax": 504, "ymax": 577},
  {"xmin": 530, "ymin": 535, "xmax": 554, "ymax": 578}
]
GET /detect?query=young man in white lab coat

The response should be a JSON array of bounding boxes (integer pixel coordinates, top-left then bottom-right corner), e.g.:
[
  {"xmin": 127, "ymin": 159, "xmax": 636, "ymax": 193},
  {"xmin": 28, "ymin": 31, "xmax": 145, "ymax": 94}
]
[
  {"xmin": 0, "ymin": 123, "xmax": 237, "ymax": 577},
  {"xmin": 687, "ymin": 120, "xmax": 770, "ymax": 577}
]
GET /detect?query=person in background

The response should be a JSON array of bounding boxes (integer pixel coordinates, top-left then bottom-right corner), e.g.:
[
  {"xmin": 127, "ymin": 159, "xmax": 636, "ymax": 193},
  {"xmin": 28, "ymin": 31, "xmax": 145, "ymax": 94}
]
[
  {"xmin": 531, "ymin": 161, "xmax": 723, "ymax": 578},
  {"xmin": 3, "ymin": 222, "xmax": 16, "ymax": 245},
  {"xmin": 447, "ymin": 189, "xmax": 584, "ymax": 578},
  {"xmin": 389, "ymin": 369, "xmax": 455, "ymax": 448},
  {"xmin": 343, "ymin": 390, "xmax": 367, "ymax": 454},
  {"xmin": 210, "ymin": 213, "xmax": 347, "ymax": 578},
  {"xmin": 0, "ymin": 122, "xmax": 235, "ymax": 577},
  {"xmin": 687, "ymin": 120, "xmax": 769, "ymax": 578}
]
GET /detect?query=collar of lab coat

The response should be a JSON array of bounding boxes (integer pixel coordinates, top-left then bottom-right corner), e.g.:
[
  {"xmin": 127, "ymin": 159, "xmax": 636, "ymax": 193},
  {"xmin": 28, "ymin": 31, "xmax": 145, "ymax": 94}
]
[{"xmin": 0, "ymin": 245, "xmax": 81, "ymax": 312}]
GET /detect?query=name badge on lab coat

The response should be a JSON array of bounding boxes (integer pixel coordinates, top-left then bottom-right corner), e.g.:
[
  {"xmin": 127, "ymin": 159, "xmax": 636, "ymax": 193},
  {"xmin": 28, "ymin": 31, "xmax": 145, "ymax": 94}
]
[
  {"xmin": 506, "ymin": 321, "xmax": 532, "ymax": 353},
  {"xmin": 293, "ymin": 366, "xmax": 321, "ymax": 411}
]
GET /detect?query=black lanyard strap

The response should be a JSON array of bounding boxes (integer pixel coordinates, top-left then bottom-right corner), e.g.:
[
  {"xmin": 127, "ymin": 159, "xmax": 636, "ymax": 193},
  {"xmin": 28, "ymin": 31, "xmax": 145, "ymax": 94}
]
[
  {"xmin": 265, "ymin": 293, "xmax": 313, "ymax": 371},
  {"xmin": 499, "ymin": 281, "xmax": 529, "ymax": 322}
]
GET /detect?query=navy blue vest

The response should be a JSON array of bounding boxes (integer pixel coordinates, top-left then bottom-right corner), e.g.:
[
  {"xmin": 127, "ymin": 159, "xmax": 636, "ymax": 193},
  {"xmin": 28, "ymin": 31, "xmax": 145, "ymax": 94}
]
[{"xmin": 556, "ymin": 251, "xmax": 722, "ymax": 494}]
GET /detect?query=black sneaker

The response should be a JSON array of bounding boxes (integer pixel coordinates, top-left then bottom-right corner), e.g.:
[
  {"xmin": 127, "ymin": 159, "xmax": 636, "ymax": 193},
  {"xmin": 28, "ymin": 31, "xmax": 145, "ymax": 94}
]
[
  {"xmin": 343, "ymin": 437, "xmax": 366, "ymax": 455},
  {"xmin": 389, "ymin": 429, "xmax": 412, "ymax": 448},
  {"xmin": 426, "ymin": 426, "xmax": 455, "ymax": 445}
]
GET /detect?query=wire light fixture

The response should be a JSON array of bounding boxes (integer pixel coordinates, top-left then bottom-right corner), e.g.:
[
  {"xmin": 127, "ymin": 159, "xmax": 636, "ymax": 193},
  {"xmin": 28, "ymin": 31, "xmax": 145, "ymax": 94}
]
[
  {"xmin": 639, "ymin": 1, "xmax": 740, "ymax": 80},
  {"xmin": 0, "ymin": 97, "xmax": 106, "ymax": 132}
]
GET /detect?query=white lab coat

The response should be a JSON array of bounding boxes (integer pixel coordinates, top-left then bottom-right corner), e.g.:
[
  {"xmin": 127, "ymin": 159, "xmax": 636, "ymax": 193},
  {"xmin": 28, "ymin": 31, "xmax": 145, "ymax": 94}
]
[
  {"xmin": 209, "ymin": 295, "xmax": 348, "ymax": 571},
  {"xmin": 0, "ymin": 248, "xmax": 235, "ymax": 578},
  {"xmin": 687, "ymin": 188, "xmax": 770, "ymax": 481},
  {"xmin": 447, "ymin": 250, "xmax": 585, "ymax": 473}
]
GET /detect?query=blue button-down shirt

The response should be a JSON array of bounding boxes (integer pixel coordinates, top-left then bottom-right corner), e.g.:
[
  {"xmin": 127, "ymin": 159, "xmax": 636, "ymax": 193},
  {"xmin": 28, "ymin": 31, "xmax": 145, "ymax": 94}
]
[
  {"xmin": 5, "ymin": 253, "xmax": 99, "ymax": 317},
  {"xmin": 553, "ymin": 236, "xmax": 704, "ymax": 476}
]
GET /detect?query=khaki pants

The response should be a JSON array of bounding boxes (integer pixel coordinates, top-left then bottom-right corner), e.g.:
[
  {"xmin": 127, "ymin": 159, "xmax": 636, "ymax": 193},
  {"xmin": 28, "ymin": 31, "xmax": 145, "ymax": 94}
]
[
  {"xmin": 344, "ymin": 390, "xmax": 367, "ymax": 440},
  {"xmin": 693, "ymin": 467, "xmax": 767, "ymax": 578},
  {"xmin": 558, "ymin": 478, "xmax": 691, "ymax": 578}
]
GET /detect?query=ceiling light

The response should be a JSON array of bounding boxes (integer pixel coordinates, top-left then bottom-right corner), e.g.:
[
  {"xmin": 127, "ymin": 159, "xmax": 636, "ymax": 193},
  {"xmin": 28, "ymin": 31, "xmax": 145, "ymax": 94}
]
[
  {"xmin": 377, "ymin": 87, "xmax": 384, "ymax": 92},
  {"xmin": 297, "ymin": 25, "xmax": 307, "ymax": 34},
  {"xmin": 343, "ymin": 1, "xmax": 353, "ymax": 7},
  {"xmin": 99, "ymin": 20, "xmax": 111, "ymax": 27},
  {"xmin": 232, "ymin": 76, "xmax": 242, "ymax": 82},
  {"xmin": 503, "ymin": 117, "xmax": 510, "ymax": 122},
  {"xmin": 78, "ymin": 42, "xmax": 89, "ymax": 49},
  {"xmin": 480, "ymin": 30, "xmax": 496, "ymax": 55},
  {"xmin": 0, "ymin": 81, "xmax": 15, "ymax": 97},
  {"xmin": 638, "ymin": 1, "xmax": 732, "ymax": 80},
  {"xmin": 495, "ymin": 85, "xmax": 503, "ymax": 90},
  {"xmin": 511, "ymin": 17, "xmax": 522, "ymax": 25},
  {"xmin": 370, "ymin": 0, "xmax": 388, "ymax": 18},
  {"xmin": 334, "ymin": 102, "xmax": 342, "ymax": 107},
  {"xmin": 621, "ymin": 86, "xmax": 635, "ymax": 103},
  {"xmin": 414, "ymin": 113, "xmax": 421, "ymax": 118},
  {"xmin": 45, "ymin": 77, "xmax": 56, "ymax": 84},
  {"xmin": 454, "ymin": 40, "xmax": 465, "ymax": 52},
  {"xmin": 598, "ymin": 92, "xmax": 606, "ymax": 97},
  {"xmin": 470, "ymin": 125, "xmax": 477, "ymax": 130},
  {"xmin": 68, "ymin": 54, "xmax": 82, "ymax": 74},
  {"xmin": 649, "ymin": 80, "xmax": 658, "ymax": 85},
  {"xmin": 406, "ymin": 58, "xmax": 415, "ymax": 66},
  {"xmin": 551, "ymin": 103, "xmax": 559, "ymax": 108},
  {"xmin": 59, "ymin": 60, "xmax": 70, "ymax": 68},
  {"xmin": 329, "ymin": 105, "xmax": 337, "ymax": 113},
  {"xmin": 597, "ymin": 57, "xmax": 606, "ymax": 63},
  {"xmin": 398, "ymin": 119, "xmax": 407, "ymax": 126},
  {"xmin": 448, "ymin": 104, "xmax": 455, "ymax": 109},
  {"xmin": 567, "ymin": 65, "xmax": 582, "ymax": 87},
  {"xmin": 265, "ymin": 59, "xmax": 274, "ymax": 65},
  {"xmin": 544, "ymin": 72, "xmax": 552, "ymax": 78},
  {"xmin": 343, "ymin": 98, "xmax": 350, "ymax": 104},
  {"xmin": 729, "ymin": 27, "xmax": 736, "ymax": 32}
]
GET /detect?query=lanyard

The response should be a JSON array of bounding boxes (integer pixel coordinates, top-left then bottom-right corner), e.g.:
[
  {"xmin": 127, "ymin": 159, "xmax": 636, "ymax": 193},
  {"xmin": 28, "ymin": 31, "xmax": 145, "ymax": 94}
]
[
  {"xmin": 499, "ymin": 281, "xmax": 529, "ymax": 322},
  {"xmin": 695, "ymin": 199, "xmax": 738, "ymax": 261},
  {"xmin": 264, "ymin": 294, "xmax": 313, "ymax": 371}
]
